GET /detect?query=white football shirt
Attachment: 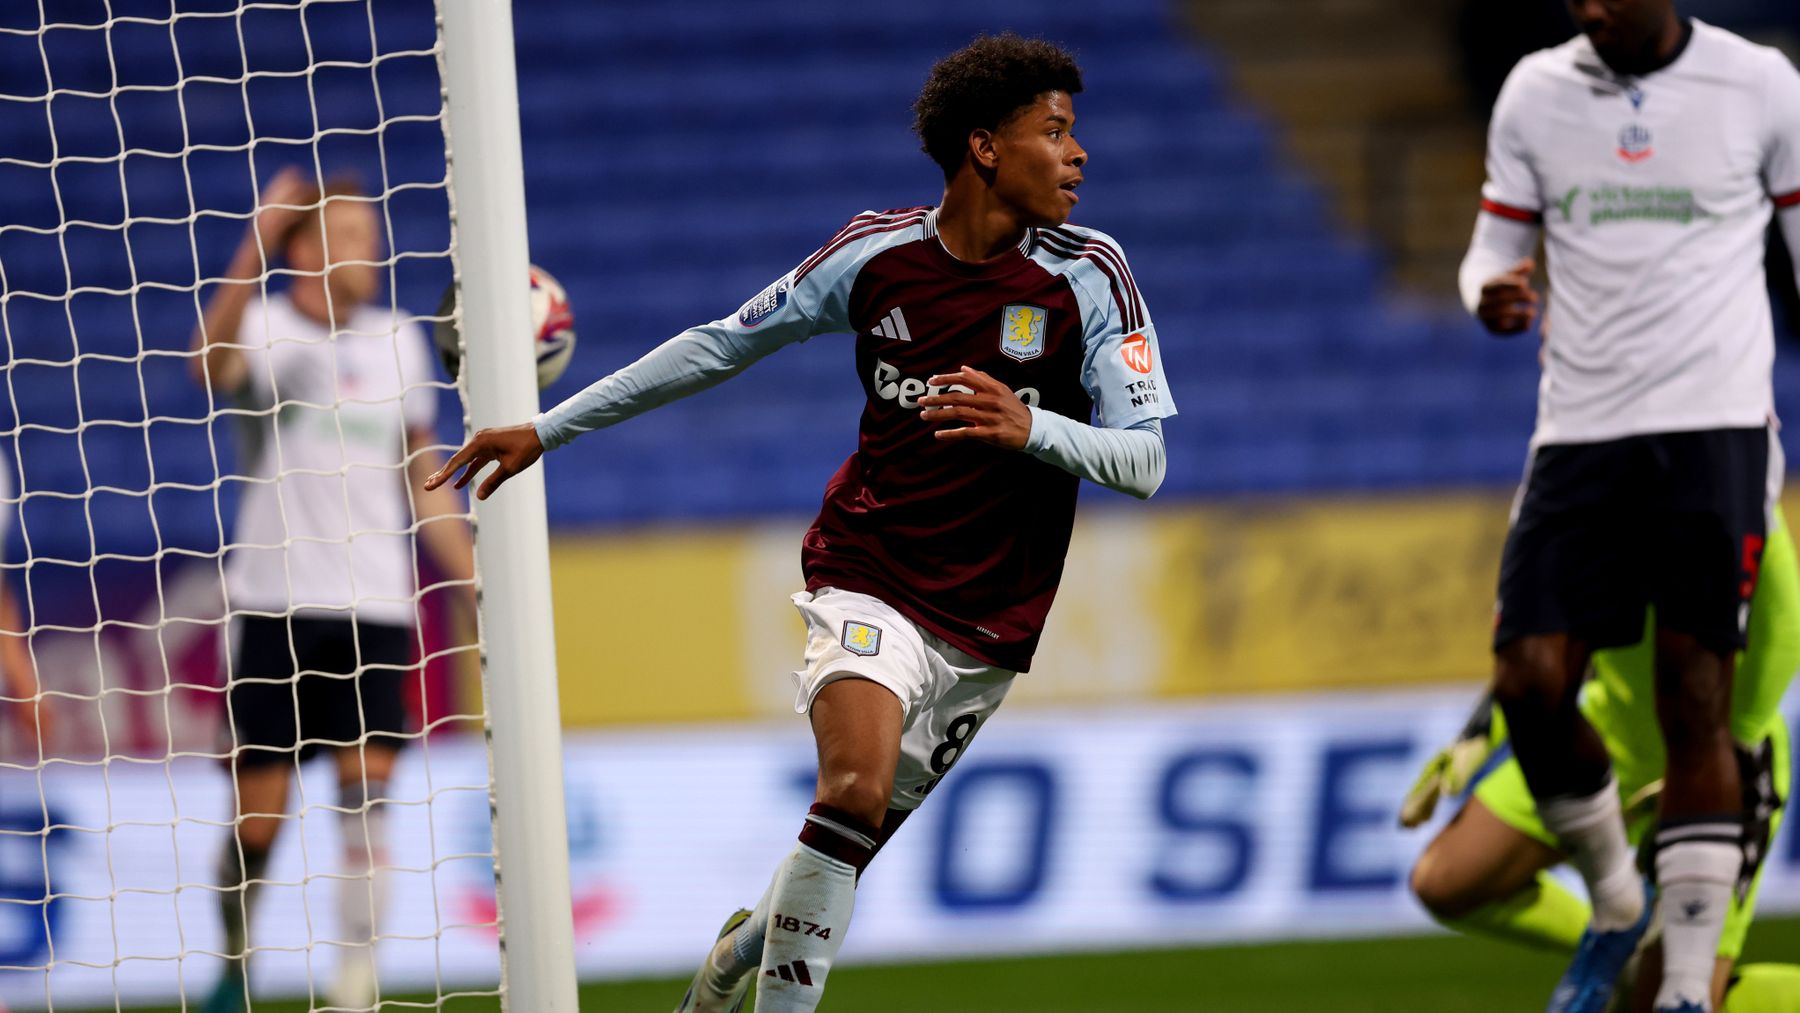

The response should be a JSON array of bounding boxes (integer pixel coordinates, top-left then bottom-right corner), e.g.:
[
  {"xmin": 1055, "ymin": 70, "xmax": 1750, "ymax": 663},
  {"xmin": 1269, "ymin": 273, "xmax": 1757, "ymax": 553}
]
[
  {"xmin": 1480, "ymin": 20, "xmax": 1800, "ymax": 445},
  {"xmin": 224, "ymin": 292, "xmax": 438, "ymax": 625}
]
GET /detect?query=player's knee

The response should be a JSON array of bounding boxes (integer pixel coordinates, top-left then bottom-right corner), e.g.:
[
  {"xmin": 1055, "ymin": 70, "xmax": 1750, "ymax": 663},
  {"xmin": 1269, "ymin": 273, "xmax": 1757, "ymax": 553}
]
[
  {"xmin": 1409, "ymin": 846, "xmax": 1479, "ymax": 920},
  {"xmin": 814, "ymin": 771, "xmax": 893, "ymax": 828},
  {"xmin": 1492, "ymin": 638, "xmax": 1570, "ymax": 715}
]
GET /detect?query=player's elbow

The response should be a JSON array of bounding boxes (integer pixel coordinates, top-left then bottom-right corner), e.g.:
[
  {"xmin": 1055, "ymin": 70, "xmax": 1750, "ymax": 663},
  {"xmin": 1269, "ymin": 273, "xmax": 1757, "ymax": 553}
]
[
  {"xmin": 1125, "ymin": 461, "xmax": 1164, "ymax": 500},
  {"xmin": 1127, "ymin": 438, "xmax": 1166, "ymax": 499}
]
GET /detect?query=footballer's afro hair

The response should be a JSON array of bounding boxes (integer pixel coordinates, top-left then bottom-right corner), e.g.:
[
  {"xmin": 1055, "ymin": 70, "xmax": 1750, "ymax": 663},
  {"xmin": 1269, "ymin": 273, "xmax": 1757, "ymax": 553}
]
[{"xmin": 913, "ymin": 34, "xmax": 1083, "ymax": 180}]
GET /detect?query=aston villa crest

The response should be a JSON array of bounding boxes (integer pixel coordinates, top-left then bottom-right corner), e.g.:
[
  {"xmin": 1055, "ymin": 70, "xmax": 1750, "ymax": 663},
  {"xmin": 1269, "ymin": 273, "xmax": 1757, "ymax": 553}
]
[
  {"xmin": 842, "ymin": 621, "xmax": 882, "ymax": 657},
  {"xmin": 1000, "ymin": 303, "xmax": 1047, "ymax": 361}
]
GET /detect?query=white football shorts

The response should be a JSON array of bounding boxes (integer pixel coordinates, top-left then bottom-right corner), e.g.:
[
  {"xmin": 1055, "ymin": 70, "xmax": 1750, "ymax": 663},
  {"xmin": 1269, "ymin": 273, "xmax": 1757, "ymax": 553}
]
[{"xmin": 790, "ymin": 587, "xmax": 1015, "ymax": 812}]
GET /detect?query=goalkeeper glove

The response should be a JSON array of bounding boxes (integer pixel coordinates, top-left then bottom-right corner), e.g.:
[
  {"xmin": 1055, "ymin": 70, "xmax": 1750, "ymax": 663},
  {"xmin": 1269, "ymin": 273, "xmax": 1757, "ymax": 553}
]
[{"xmin": 1399, "ymin": 691, "xmax": 1497, "ymax": 829}]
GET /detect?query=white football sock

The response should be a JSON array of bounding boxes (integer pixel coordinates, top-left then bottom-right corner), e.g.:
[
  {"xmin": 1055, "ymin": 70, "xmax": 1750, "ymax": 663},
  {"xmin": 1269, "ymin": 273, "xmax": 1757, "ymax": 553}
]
[
  {"xmin": 754, "ymin": 842, "xmax": 859, "ymax": 1012},
  {"xmin": 1654, "ymin": 832, "xmax": 1740, "ymax": 1011},
  {"xmin": 1538, "ymin": 776, "xmax": 1644, "ymax": 932},
  {"xmin": 333, "ymin": 778, "xmax": 389, "ymax": 1006}
]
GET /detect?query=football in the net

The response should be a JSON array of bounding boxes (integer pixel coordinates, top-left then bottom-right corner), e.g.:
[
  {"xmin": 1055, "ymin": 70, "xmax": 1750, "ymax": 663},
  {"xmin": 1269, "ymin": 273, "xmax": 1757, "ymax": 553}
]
[{"xmin": 434, "ymin": 264, "xmax": 577, "ymax": 390}]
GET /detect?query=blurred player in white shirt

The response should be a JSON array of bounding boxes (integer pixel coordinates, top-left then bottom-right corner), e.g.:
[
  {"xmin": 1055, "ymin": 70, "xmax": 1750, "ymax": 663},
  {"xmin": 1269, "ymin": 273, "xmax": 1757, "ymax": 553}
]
[
  {"xmin": 189, "ymin": 168, "xmax": 473, "ymax": 1012},
  {"xmin": 1461, "ymin": 3, "xmax": 1800, "ymax": 1010}
]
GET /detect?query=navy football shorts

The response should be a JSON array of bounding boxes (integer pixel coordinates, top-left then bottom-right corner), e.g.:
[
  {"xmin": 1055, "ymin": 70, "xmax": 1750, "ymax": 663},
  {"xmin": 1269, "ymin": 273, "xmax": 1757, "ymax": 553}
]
[
  {"xmin": 1494, "ymin": 426, "xmax": 1774, "ymax": 656},
  {"xmin": 223, "ymin": 615, "xmax": 414, "ymax": 767}
]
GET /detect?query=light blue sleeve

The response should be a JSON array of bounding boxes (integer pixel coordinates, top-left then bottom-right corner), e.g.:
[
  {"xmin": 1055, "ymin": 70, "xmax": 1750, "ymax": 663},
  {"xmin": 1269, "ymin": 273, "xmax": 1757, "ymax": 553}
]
[
  {"xmin": 531, "ymin": 230, "xmax": 863, "ymax": 451},
  {"xmin": 1011, "ymin": 231, "xmax": 1174, "ymax": 495},
  {"xmin": 1022, "ymin": 413, "xmax": 1165, "ymax": 498}
]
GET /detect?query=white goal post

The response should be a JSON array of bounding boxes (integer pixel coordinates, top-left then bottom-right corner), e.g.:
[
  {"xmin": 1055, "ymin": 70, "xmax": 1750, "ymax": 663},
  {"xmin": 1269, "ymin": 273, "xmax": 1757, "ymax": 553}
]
[
  {"xmin": 0, "ymin": 0, "xmax": 578, "ymax": 1008},
  {"xmin": 438, "ymin": 0, "xmax": 581, "ymax": 1009}
]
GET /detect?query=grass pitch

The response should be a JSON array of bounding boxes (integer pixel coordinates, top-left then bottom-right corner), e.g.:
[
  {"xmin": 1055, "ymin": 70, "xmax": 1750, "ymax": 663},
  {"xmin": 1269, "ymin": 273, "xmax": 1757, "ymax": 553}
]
[{"xmin": 100, "ymin": 914, "xmax": 1800, "ymax": 1011}]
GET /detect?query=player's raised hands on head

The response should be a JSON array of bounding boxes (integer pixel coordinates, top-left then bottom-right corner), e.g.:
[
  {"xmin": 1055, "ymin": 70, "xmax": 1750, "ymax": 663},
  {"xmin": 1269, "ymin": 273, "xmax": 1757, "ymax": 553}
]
[
  {"xmin": 1477, "ymin": 256, "xmax": 1540, "ymax": 337},
  {"xmin": 424, "ymin": 422, "xmax": 544, "ymax": 501},
  {"xmin": 918, "ymin": 365, "xmax": 1033, "ymax": 451},
  {"xmin": 248, "ymin": 166, "xmax": 315, "ymax": 258}
]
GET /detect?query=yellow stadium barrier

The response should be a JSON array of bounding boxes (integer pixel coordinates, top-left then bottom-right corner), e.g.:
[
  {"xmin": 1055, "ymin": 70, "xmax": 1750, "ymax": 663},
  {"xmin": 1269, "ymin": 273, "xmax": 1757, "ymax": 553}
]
[{"xmin": 549, "ymin": 488, "xmax": 1800, "ymax": 726}]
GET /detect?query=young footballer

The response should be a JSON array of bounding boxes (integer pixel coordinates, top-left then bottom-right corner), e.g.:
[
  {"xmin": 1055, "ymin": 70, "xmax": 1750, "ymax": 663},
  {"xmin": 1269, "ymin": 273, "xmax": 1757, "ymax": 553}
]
[{"xmin": 428, "ymin": 34, "xmax": 1175, "ymax": 1012}]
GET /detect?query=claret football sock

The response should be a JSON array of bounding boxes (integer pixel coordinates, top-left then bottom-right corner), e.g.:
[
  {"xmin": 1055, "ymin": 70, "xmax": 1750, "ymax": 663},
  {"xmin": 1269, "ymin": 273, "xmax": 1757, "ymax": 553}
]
[
  {"xmin": 1539, "ymin": 775, "xmax": 1645, "ymax": 931},
  {"xmin": 755, "ymin": 804, "xmax": 878, "ymax": 1012}
]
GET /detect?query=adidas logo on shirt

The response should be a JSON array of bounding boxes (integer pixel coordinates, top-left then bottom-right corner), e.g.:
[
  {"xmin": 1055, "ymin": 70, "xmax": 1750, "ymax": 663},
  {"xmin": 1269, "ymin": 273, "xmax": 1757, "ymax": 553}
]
[{"xmin": 869, "ymin": 307, "xmax": 912, "ymax": 342}]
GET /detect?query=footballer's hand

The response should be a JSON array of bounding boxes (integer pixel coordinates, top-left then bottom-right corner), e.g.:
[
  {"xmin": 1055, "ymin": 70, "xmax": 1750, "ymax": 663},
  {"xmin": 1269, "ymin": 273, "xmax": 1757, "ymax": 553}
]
[
  {"xmin": 1398, "ymin": 732, "xmax": 1493, "ymax": 829},
  {"xmin": 918, "ymin": 366, "xmax": 1032, "ymax": 451},
  {"xmin": 1476, "ymin": 256, "xmax": 1540, "ymax": 336},
  {"xmin": 247, "ymin": 167, "xmax": 314, "ymax": 258},
  {"xmin": 425, "ymin": 423, "xmax": 544, "ymax": 501}
]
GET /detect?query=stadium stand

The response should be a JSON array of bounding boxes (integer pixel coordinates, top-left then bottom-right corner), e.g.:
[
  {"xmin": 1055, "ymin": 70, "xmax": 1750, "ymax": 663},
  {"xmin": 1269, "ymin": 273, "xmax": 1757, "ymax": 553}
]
[{"xmin": 1, "ymin": 0, "xmax": 1795, "ymax": 569}]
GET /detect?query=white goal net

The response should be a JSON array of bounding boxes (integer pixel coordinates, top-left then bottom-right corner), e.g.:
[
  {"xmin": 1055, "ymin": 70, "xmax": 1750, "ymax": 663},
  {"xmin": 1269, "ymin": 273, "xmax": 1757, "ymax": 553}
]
[{"xmin": 0, "ymin": 1, "xmax": 571, "ymax": 1009}]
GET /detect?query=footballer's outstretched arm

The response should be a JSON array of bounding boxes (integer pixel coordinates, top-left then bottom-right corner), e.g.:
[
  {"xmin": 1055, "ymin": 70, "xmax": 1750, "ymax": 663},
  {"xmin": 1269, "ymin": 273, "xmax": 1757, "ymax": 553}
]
[
  {"xmin": 531, "ymin": 321, "xmax": 801, "ymax": 450},
  {"xmin": 426, "ymin": 243, "xmax": 859, "ymax": 500},
  {"xmin": 426, "ymin": 212, "xmax": 896, "ymax": 499},
  {"xmin": 423, "ymin": 320, "xmax": 805, "ymax": 500}
]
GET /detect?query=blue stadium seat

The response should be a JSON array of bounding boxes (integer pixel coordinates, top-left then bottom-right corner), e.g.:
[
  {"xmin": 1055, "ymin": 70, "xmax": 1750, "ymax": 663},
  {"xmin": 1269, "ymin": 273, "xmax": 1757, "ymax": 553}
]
[{"xmin": 0, "ymin": 0, "xmax": 1604, "ymax": 560}]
